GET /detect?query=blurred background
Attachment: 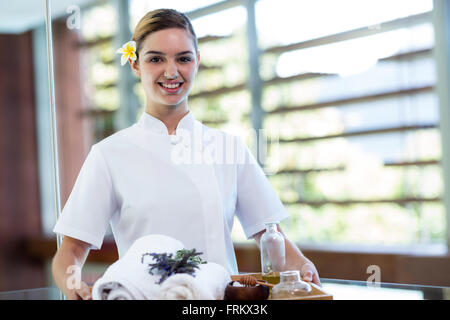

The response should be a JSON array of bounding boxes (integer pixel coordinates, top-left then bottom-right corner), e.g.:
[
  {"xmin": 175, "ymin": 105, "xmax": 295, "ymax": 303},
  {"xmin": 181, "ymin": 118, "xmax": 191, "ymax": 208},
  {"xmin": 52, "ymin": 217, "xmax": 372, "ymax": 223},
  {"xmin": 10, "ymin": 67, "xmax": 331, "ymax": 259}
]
[{"xmin": 1, "ymin": 0, "xmax": 450, "ymax": 292}]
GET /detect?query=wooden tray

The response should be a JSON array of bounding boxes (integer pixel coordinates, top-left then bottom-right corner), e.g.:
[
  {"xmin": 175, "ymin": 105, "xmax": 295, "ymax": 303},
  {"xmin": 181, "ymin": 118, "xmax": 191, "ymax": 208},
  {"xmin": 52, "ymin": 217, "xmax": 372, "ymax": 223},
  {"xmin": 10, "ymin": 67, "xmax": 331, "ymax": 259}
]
[{"xmin": 231, "ymin": 273, "xmax": 333, "ymax": 300}]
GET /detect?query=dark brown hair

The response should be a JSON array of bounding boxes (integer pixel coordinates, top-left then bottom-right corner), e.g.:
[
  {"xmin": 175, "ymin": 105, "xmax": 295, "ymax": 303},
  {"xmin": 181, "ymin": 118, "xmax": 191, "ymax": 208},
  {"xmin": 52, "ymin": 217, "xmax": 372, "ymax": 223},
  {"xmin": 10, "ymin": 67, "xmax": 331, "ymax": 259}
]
[{"xmin": 132, "ymin": 8, "xmax": 198, "ymax": 61}]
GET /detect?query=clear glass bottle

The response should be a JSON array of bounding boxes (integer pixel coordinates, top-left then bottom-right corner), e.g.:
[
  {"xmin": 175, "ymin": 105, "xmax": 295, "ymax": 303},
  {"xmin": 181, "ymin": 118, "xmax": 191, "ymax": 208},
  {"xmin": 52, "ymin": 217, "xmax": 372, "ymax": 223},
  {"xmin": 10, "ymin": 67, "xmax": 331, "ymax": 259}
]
[
  {"xmin": 260, "ymin": 222, "xmax": 286, "ymax": 277},
  {"xmin": 270, "ymin": 270, "xmax": 312, "ymax": 299}
]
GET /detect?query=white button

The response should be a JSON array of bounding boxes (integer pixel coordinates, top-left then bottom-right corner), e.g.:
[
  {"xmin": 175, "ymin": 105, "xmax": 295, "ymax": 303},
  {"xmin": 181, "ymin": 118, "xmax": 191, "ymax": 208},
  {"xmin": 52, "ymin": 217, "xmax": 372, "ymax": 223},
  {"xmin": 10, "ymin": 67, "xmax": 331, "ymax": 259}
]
[{"xmin": 170, "ymin": 135, "xmax": 182, "ymax": 145}]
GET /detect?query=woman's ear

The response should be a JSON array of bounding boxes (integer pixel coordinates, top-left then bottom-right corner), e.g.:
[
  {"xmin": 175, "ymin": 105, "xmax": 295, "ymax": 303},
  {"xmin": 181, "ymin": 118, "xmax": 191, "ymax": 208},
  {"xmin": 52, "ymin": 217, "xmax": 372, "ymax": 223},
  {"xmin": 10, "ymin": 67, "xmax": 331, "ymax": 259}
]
[{"xmin": 130, "ymin": 59, "xmax": 141, "ymax": 78}]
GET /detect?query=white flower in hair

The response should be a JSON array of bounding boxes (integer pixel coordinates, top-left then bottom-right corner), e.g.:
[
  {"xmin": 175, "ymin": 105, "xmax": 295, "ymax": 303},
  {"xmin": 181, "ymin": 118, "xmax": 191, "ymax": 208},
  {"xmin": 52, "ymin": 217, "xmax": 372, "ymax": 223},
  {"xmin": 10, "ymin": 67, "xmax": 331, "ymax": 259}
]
[{"xmin": 116, "ymin": 41, "xmax": 137, "ymax": 66}]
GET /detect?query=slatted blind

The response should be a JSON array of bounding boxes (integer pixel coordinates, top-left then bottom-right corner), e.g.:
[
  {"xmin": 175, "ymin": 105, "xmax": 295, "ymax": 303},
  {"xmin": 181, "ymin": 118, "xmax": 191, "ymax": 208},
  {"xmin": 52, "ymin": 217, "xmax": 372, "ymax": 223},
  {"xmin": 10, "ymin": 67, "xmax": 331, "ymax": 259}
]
[{"xmin": 76, "ymin": 0, "xmax": 445, "ymax": 246}]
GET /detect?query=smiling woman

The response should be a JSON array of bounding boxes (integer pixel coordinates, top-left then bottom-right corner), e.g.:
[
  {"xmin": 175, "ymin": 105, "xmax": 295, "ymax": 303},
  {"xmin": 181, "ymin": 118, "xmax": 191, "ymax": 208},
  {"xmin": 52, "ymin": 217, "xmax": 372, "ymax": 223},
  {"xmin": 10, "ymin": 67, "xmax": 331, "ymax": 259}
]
[
  {"xmin": 50, "ymin": 7, "xmax": 320, "ymax": 300},
  {"xmin": 130, "ymin": 29, "xmax": 199, "ymax": 128},
  {"xmin": 129, "ymin": 9, "xmax": 200, "ymax": 134}
]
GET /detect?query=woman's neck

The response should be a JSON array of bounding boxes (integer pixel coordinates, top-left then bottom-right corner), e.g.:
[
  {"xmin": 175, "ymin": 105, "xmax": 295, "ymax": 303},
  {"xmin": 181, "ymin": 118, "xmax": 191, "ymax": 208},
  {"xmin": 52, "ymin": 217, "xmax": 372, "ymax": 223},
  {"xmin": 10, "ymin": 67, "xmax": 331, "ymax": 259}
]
[{"xmin": 145, "ymin": 103, "xmax": 189, "ymax": 135}]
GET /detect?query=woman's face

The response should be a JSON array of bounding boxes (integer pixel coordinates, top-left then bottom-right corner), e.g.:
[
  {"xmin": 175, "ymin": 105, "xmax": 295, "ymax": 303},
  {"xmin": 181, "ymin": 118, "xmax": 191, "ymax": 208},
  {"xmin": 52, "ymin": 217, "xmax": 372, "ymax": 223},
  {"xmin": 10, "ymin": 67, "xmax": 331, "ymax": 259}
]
[{"xmin": 131, "ymin": 28, "xmax": 199, "ymax": 110}]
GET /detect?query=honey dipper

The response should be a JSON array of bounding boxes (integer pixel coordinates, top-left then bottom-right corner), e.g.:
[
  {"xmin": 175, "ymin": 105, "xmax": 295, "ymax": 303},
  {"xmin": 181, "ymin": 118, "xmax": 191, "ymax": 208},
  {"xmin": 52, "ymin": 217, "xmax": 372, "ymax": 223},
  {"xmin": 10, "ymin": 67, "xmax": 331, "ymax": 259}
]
[{"xmin": 238, "ymin": 275, "xmax": 275, "ymax": 288}]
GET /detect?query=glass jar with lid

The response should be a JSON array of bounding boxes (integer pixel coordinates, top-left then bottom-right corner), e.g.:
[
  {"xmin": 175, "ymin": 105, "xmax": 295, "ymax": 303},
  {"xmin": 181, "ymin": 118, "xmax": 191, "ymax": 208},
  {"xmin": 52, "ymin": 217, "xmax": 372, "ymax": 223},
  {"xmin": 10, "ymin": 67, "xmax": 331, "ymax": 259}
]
[{"xmin": 270, "ymin": 270, "xmax": 312, "ymax": 299}]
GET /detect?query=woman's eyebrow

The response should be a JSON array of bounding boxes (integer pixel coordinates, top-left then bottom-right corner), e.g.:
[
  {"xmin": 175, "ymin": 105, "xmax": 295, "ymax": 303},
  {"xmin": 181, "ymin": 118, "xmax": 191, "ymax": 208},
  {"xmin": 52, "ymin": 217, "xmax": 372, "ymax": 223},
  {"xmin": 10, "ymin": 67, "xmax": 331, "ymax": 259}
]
[
  {"xmin": 144, "ymin": 50, "xmax": 194, "ymax": 56},
  {"xmin": 176, "ymin": 51, "xmax": 194, "ymax": 56}
]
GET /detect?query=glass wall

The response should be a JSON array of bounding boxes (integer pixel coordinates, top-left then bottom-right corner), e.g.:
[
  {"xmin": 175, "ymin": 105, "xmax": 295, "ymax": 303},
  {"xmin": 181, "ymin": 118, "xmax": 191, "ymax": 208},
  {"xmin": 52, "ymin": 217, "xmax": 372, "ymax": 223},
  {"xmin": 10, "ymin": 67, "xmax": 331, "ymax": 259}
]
[{"xmin": 0, "ymin": 0, "xmax": 56, "ymax": 292}]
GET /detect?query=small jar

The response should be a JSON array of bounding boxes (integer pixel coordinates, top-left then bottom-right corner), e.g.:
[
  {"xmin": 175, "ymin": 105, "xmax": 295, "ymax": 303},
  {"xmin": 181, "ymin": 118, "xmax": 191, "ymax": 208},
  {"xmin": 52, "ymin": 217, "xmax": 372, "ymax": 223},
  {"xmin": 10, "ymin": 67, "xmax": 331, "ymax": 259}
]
[{"xmin": 270, "ymin": 270, "xmax": 312, "ymax": 299}]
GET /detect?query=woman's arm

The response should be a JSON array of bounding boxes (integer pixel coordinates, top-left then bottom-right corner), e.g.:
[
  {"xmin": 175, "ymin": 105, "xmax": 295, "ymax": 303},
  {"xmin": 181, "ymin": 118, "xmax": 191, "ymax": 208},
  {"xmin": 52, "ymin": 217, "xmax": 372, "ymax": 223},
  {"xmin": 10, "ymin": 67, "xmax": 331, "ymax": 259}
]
[
  {"xmin": 252, "ymin": 225, "xmax": 321, "ymax": 286},
  {"xmin": 52, "ymin": 236, "xmax": 92, "ymax": 300}
]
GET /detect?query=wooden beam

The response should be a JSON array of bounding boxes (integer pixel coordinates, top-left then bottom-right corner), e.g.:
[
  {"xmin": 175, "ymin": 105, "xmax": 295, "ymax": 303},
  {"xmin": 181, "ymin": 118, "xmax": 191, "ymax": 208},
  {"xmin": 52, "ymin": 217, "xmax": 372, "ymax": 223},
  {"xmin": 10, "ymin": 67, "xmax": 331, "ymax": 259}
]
[
  {"xmin": 79, "ymin": 108, "xmax": 116, "ymax": 118},
  {"xmin": 272, "ymin": 160, "xmax": 440, "ymax": 176},
  {"xmin": 274, "ymin": 166, "xmax": 346, "ymax": 175},
  {"xmin": 283, "ymin": 197, "xmax": 442, "ymax": 207},
  {"xmin": 200, "ymin": 119, "xmax": 228, "ymax": 126},
  {"xmin": 198, "ymin": 64, "xmax": 222, "ymax": 71},
  {"xmin": 77, "ymin": 36, "xmax": 112, "ymax": 48},
  {"xmin": 185, "ymin": 0, "xmax": 243, "ymax": 20},
  {"xmin": 268, "ymin": 86, "xmax": 434, "ymax": 115},
  {"xmin": 379, "ymin": 48, "xmax": 432, "ymax": 62},
  {"xmin": 189, "ymin": 83, "xmax": 247, "ymax": 100},
  {"xmin": 198, "ymin": 35, "xmax": 232, "ymax": 44},
  {"xmin": 384, "ymin": 159, "xmax": 440, "ymax": 167},
  {"xmin": 276, "ymin": 123, "xmax": 437, "ymax": 144},
  {"xmin": 264, "ymin": 12, "xmax": 431, "ymax": 55}
]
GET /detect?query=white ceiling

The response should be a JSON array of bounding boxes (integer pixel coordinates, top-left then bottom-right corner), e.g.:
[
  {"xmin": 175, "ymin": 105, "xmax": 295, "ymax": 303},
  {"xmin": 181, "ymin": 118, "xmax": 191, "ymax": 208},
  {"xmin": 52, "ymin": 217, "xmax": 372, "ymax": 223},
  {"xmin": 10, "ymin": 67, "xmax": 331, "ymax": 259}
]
[{"xmin": 0, "ymin": 0, "xmax": 96, "ymax": 34}]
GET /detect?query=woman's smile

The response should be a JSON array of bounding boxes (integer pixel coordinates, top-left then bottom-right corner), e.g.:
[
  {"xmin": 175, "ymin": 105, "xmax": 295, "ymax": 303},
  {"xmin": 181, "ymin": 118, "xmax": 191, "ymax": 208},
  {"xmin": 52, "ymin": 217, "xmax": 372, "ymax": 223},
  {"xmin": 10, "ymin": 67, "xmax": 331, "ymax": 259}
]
[{"xmin": 157, "ymin": 81, "xmax": 184, "ymax": 94}]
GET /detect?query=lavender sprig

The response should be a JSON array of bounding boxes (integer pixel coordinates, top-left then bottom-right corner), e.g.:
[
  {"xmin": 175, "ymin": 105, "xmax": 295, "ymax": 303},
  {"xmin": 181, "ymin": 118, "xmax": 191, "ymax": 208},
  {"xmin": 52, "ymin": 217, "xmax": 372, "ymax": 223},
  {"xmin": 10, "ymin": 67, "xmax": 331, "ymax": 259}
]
[{"xmin": 141, "ymin": 248, "xmax": 206, "ymax": 284}]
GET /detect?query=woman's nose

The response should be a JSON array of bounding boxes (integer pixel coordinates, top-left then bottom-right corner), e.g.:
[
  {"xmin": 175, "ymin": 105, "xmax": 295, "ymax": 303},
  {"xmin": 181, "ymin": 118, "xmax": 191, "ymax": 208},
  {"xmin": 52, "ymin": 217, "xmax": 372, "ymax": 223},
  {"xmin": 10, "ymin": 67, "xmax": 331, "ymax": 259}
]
[{"xmin": 164, "ymin": 61, "xmax": 178, "ymax": 79}]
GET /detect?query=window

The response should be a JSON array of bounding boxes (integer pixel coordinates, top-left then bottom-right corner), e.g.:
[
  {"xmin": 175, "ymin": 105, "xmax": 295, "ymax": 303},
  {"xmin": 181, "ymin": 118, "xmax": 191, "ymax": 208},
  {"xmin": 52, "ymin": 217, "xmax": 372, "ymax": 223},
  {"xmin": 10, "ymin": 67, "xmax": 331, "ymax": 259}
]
[
  {"xmin": 75, "ymin": 0, "xmax": 446, "ymax": 248},
  {"xmin": 256, "ymin": 0, "xmax": 444, "ymax": 246}
]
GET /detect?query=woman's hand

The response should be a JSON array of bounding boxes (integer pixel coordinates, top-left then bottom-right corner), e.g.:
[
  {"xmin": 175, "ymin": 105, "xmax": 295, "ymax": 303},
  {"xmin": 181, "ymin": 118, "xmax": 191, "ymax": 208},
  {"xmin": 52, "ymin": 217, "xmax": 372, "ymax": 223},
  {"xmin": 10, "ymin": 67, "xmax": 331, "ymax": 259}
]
[
  {"xmin": 299, "ymin": 258, "xmax": 321, "ymax": 286},
  {"xmin": 253, "ymin": 225, "xmax": 322, "ymax": 287},
  {"xmin": 65, "ymin": 281, "xmax": 92, "ymax": 300},
  {"xmin": 283, "ymin": 241, "xmax": 322, "ymax": 287}
]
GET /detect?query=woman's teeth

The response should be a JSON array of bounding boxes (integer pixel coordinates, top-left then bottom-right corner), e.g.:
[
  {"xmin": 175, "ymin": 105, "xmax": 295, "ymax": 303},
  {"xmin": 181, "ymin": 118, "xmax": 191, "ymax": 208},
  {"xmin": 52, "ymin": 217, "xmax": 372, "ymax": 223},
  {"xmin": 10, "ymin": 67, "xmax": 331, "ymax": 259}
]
[{"xmin": 160, "ymin": 83, "xmax": 181, "ymax": 89}]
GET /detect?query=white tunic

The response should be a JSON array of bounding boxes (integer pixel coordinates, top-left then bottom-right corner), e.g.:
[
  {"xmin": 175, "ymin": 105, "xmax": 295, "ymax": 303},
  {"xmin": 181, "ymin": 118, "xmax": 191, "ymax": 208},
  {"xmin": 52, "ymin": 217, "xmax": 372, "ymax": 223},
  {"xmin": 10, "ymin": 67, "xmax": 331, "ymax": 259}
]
[{"xmin": 53, "ymin": 110, "xmax": 290, "ymax": 274}]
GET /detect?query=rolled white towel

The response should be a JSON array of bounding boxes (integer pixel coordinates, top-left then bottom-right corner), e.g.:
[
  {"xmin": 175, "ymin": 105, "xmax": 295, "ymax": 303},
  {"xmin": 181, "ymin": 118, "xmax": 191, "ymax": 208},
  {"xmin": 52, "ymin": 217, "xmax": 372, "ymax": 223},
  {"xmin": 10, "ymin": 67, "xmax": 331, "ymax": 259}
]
[
  {"xmin": 107, "ymin": 288, "xmax": 133, "ymax": 300},
  {"xmin": 97, "ymin": 281, "xmax": 137, "ymax": 300},
  {"xmin": 158, "ymin": 262, "xmax": 230, "ymax": 300},
  {"xmin": 92, "ymin": 234, "xmax": 185, "ymax": 300},
  {"xmin": 92, "ymin": 274, "xmax": 146, "ymax": 300}
]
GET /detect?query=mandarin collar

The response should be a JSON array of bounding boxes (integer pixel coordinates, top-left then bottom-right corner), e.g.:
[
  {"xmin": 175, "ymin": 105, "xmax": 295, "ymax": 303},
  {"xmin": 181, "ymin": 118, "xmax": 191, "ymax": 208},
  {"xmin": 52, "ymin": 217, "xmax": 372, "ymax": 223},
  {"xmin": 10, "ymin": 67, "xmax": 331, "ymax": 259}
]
[{"xmin": 137, "ymin": 110, "xmax": 195, "ymax": 136}]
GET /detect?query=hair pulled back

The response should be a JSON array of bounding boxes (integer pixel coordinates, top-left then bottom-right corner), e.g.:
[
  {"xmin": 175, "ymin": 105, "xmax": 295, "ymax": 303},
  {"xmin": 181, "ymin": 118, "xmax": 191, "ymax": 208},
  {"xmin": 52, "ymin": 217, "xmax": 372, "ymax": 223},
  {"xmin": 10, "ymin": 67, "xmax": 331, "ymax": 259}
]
[{"xmin": 132, "ymin": 9, "xmax": 198, "ymax": 61}]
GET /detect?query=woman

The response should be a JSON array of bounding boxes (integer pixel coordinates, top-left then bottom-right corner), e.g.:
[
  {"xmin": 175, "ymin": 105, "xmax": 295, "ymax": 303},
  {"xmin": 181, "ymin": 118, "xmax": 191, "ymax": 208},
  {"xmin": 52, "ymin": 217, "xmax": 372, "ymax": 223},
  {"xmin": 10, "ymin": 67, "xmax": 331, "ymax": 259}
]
[{"xmin": 52, "ymin": 8, "xmax": 320, "ymax": 300}]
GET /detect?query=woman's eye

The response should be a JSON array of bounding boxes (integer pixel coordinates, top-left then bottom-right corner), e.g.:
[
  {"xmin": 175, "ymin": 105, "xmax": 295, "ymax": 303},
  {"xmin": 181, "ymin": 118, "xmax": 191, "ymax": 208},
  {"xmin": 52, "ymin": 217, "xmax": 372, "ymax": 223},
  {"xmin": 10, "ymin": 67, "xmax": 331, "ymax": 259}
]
[
  {"xmin": 148, "ymin": 57, "xmax": 162, "ymax": 63},
  {"xmin": 179, "ymin": 57, "xmax": 192, "ymax": 63}
]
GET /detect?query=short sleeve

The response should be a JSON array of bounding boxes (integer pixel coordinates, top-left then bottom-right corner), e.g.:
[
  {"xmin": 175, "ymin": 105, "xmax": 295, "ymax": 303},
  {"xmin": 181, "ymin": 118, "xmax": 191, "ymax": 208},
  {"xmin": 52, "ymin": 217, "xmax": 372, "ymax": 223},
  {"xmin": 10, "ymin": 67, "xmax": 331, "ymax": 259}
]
[
  {"xmin": 53, "ymin": 144, "xmax": 118, "ymax": 250},
  {"xmin": 234, "ymin": 137, "xmax": 290, "ymax": 239}
]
